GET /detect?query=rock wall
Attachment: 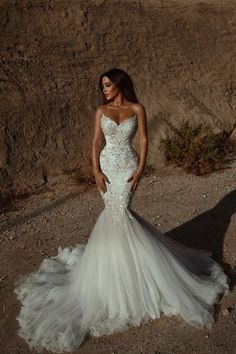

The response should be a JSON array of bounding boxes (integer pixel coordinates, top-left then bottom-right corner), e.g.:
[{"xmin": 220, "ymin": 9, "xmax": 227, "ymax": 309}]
[{"xmin": 0, "ymin": 0, "xmax": 235, "ymax": 194}]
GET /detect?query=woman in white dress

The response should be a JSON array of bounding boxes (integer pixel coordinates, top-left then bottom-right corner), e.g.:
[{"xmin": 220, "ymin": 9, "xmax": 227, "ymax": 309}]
[{"xmin": 14, "ymin": 68, "xmax": 230, "ymax": 353}]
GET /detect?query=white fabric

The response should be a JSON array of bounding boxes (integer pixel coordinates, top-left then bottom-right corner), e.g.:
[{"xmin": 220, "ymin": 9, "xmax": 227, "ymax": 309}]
[{"xmin": 14, "ymin": 113, "xmax": 230, "ymax": 352}]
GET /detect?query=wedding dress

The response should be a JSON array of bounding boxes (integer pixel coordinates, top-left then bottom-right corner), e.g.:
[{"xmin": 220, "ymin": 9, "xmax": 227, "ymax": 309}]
[{"xmin": 14, "ymin": 112, "xmax": 230, "ymax": 353}]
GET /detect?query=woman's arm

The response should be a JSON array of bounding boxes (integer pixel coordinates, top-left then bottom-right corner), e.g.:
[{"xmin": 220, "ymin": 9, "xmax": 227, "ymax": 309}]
[
  {"xmin": 91, "ymin": 106, "xmax": 110, "ymax": 192},
  {"xmin": 91, "ymin": 107, "xmax": 103, "ymax": 174},
  {"xmin": 127, "ymin": 103, "xmax": 148, "ymax": 192},
  {"xmin": 136, "ymin": 103, "xmax": 148, "ymax": 174}
]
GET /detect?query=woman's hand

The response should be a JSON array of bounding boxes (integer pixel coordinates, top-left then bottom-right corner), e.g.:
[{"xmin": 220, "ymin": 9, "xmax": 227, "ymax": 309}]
[
  {"xmin": 127, "ymin": 169, "xmax": 143, "ymax": 192},
  {"xmin": 94, "ymin": 170, "xmax": 110, "ymax": 193}
]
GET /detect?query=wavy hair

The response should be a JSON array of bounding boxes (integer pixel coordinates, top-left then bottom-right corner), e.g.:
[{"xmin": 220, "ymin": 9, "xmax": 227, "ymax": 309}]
[{"xmin": 99, "ymin": 68, "xmax": 139, "ymax": 104}]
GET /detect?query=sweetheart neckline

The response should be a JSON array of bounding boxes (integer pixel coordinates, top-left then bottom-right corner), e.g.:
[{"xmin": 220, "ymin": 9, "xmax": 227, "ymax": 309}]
[{"xmin": 101, "ymin": 113, "xmax": 137, "ymax": 126}]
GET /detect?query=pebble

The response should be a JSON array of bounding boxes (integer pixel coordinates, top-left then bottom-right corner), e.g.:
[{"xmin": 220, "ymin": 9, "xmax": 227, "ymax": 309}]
[{"xmin": 221, "ymin": 308, "xmax": 230, "ymax": 316}]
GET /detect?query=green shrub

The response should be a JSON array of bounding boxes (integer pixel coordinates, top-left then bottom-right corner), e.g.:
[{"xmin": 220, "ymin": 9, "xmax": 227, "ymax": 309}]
[{"xmin": 161, "ymin": 118, "xmax": 236, "ymax": 175}]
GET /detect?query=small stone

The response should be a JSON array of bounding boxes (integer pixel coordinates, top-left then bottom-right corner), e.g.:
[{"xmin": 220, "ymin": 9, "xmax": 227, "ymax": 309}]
[
  {"xmin": 227, "ymin": 305, "xmax": 234, "ymax": 313},
  {"xmin": 188, "ymin": 209, "xmax": 196, "ymax": 216},
  {"xmin": 221, "ymin": 308, "xmax": 230, "ymax": 316}
]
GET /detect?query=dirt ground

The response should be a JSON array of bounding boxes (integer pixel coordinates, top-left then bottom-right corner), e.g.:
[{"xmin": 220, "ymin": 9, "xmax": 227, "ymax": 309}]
[{"xmin": 0, "ymin": 160, "xmax": 236, "ymax": 354}]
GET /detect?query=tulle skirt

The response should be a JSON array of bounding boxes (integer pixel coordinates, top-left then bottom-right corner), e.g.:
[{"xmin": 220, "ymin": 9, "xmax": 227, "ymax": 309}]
[{"xmin": 14, "ymin": 206, "xmax": 230, "ymax": 353}]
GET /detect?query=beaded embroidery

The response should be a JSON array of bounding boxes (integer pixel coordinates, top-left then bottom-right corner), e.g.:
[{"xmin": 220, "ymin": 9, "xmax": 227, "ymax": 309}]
[{"xmin": 99, "ymin": 114, "xmax": 139, "ymax": 222}]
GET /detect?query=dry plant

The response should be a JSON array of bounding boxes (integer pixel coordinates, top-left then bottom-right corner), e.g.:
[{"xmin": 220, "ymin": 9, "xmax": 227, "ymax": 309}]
[
  {"xmin": 160, "ymin": 118, "xmax": 236, "ymax": 176},
  {"xmin": 63, "ymin": 161, "xmax": 95, "ymax": 185}
]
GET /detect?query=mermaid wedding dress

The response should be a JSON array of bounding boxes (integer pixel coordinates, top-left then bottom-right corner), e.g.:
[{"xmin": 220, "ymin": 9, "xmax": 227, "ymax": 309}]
[{"xmin": 14, "ymin": 112, "xmax": 230, "ymax": 353}]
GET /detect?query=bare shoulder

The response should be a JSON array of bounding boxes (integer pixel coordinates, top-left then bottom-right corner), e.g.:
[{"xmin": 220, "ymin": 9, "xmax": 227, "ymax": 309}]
[
  {"xmin": 95, "ymin": 105, "xmax": 105, "ymax": 115},
  {"xmin": 94, "ymin": 105, "xmax": 107, "ymax": 123},
  {"xmin": 93, "ymin": 105, "xmax": 105, "ymax": 127},
  {"xmin": 132, "ymin": 102, "xmax": 146, "ymax": 116}
]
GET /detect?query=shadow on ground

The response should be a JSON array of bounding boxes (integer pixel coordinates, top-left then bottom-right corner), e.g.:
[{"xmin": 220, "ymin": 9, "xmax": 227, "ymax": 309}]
[{"xmin": 166, "ymin": 189, "xmax": 236, "ymax": 290}]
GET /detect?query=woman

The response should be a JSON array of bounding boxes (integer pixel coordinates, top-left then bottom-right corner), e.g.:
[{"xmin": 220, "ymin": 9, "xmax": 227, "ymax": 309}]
[{"xmin": 14, "ymin": 68, "xmax": 230, "ymax": 353}]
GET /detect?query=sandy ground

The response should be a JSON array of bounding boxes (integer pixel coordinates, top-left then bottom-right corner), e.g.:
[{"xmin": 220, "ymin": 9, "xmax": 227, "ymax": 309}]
[{"xmin": 0, "ymin": 161, "xmax": 236, "ymax": 354}]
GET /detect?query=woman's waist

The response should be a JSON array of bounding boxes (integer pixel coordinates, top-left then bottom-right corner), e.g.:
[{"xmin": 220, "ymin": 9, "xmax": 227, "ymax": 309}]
[
  {"xmin": 100, "ymin": 145, "xmax": 139, "ymax": 167},
  {"xmin": 101, "ymin": 144, "xmax": 138, "ymax": 157}
]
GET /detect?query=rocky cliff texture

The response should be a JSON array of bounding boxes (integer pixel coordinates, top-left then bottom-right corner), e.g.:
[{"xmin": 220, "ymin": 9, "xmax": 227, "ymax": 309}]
[{"xmin": 0, "ymin": 0, "xmax": 235, "ymax": 194}]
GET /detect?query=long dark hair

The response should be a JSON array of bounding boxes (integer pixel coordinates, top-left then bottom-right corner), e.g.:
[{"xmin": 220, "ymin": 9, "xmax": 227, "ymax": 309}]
[{"xmin": 99, "ymin": 68, "xmax": 139, "ymax": 104}]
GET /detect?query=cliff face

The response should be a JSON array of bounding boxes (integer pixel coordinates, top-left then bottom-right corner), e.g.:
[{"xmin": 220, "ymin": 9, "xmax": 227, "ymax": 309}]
[{"xmin": 0, "ymin": 0, "xmax": 235, "ymax": 194}]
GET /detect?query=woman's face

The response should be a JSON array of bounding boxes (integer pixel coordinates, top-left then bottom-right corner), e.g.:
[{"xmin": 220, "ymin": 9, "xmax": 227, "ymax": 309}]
[{"xmin": 102, "ymin": 76, "xmax": 120, "ymax": 101}]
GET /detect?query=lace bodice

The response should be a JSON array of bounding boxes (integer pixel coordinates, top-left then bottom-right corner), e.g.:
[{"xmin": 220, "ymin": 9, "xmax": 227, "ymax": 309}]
[
  {"xmin": 99, "ymin": 113, "xmax": 140, "ymax": 219},
  {"xmin": 101, "ymin": 113, "xmax": 137, "ymax": 144}
]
